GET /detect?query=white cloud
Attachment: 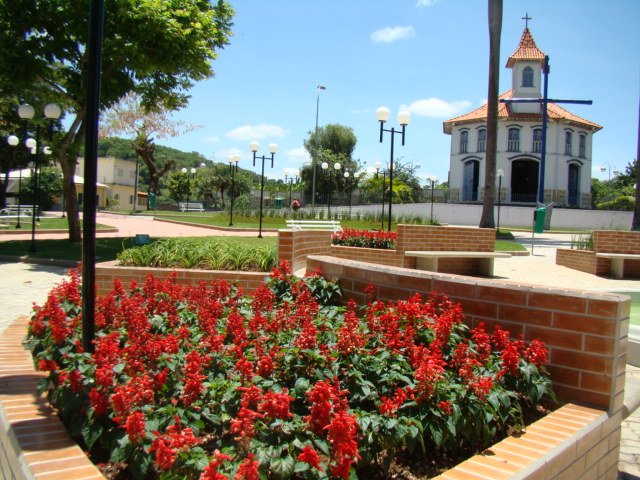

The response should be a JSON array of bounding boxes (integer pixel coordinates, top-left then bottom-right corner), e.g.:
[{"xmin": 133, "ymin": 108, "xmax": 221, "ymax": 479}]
[
  {"xmin": 400, "ymin": 98, "xmax": 472, "ymax": 118},
  {"xmin": 416, "ymin": 0, "xmax": 442, "ymax": 6},
  {"xmin": 204, "ymin": 135, "xmax": 220, "ymax": 143},
  {"xmin": 225, "ymin": 124, "xmax": 288, "ymax": 141},
  {"xmin": 371, "ymin": 26, "xmax": 415, "ymax": 44},
  {"xmin": 285, "ymin": 147, "xmax": 311, "ymax": 162}
]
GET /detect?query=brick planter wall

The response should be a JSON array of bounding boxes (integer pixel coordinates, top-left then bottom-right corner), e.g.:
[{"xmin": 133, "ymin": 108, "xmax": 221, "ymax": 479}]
[
  {"xmin": 277, "ymin": 229, "xmax": 332, "ymax": 273},
  {"xmin": 306, "ymin": 254, "xmax": 629, "ymax": 480},
  {"xmin": 556, "ymin": 230, "xmax": 640, "ymax": 278},
  {"xmin": 0, "ymin": 252, "xmax": 629, "ymax": 479},
  {"xmin": 278, "ymin": 225, "xmax": 498, "ymax": 275},
  {"xmin": 330, "ymin": 245, "xmax": 404, "ymax": 267},
  {"xmin": 95, "ymin": 261, "xmax": 268, "ymax": 297}
]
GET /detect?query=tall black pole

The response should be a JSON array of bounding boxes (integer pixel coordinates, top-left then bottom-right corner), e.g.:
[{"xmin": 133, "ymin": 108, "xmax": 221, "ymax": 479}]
[
  {"xmin": 82, "ymin": 0, "xmax": 105, "ymax": 354},
  {"xmin": 381, "ymin": 170, "xmax": 386, "ymax": 231},
  {"xmin": 29, "ymin": 126, "xmax": 40, "ymax": 253},
  {"xmin": 229, "ymin": 162, "xmax": 236, "ymax": 227},
  {"xmin": 430, "ymin": 180, "xmax": 435, "ymax": 223},
  {"xmin": 497, "ymin": 175, "xmax": 503, "ymax": 231},
  {"xmin": 538, "ymin": 55, "xmax": 549, "ymax": 204},
  {"xmin": 387, "ymin": 131, "xmax": 395, "ymax": 232}
]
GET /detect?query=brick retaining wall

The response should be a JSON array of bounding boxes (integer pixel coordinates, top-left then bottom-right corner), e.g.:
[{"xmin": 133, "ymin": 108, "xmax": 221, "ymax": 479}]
[
  {"xmin": 307, "ymin": 254, "xmax": 629, "ymax": 479},
  {"xmin": 556, "ymin": 230, "xmax": 640, "ymax": 278},
  {"xmin": 94, "ymin": 260, "xmax": 268, "ymax": 297},
  {"xmin": 278, "ymin": 225, "xmax": 498, "ymax": 276},
  {"xmin": 0, "ymin": 251, "xmax": 629, "ymax": 479}
]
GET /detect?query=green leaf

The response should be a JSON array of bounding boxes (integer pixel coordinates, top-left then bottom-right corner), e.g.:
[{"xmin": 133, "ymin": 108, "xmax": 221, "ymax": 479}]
[
  {"xmin": 270, "ymin": 455, "xmax": 295, "ymax": 480},
  {"xmin": 82, "ymin": 422, "xmax": 104, "ymax": 451}
]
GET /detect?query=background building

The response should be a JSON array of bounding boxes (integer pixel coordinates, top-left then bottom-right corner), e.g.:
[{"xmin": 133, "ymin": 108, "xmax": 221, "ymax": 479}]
[{"xmin": 443, "ymin": 27, "xmax": 602, "ymax": 208}]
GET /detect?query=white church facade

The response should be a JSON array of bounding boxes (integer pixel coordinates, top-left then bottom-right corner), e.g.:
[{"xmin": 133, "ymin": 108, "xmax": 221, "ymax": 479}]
[{"xmin": 443, "ymin": 27, "xmax": 602, "ymax": 208}]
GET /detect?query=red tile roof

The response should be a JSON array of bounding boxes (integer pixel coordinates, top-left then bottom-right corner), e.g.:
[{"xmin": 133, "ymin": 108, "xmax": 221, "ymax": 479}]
[
  {"xmin": 506, "ymin": 28, "xmax": 546, "ymax": 67},
  {"xmin": 443, "ymin": 90, "xmax": 602, "ymax": 134}
]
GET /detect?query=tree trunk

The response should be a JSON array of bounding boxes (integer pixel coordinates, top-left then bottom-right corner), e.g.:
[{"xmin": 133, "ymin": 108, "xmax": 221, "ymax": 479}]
[
  {"xmin": 479, "ymin": 0, "xmax": 503, "ymax": 229},
  {"xmin": 632, "ymin": 96, "xmax": 640, "ymax": 230},
  {"xmin": 57, "ymin": 115, "xmax": 84, "ymax": 243}
]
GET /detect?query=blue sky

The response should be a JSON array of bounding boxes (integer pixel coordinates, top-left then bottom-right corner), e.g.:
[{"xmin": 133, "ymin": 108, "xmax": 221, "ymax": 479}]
[{"xmin": 162, "ymin": 0, "xmax": 640, "ymax": 184}]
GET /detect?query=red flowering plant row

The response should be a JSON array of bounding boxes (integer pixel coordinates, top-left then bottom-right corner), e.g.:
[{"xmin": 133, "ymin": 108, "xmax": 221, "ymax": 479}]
[
  {"xmin": 331, "ymin": 228, "xmax": 397, "ymax": 250},
  {"xmin": 26, "ymin": 262, "xmax": 554, "ymax": 480}
]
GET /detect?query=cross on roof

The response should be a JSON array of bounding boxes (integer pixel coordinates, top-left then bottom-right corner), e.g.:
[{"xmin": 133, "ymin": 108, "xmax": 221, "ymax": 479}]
[{"xmin": 522, "ymin": 13, "xmax": 532, "ymax": 29}]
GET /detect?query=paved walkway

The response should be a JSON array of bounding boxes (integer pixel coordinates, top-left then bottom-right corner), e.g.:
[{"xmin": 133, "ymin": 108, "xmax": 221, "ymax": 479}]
[{"xmin": 0, "ymin": 218, "xmax": 638, "ymax": 477}]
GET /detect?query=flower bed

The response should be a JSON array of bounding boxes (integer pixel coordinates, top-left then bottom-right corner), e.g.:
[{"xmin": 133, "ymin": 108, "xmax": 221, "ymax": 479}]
[
  {"xmin": 332, "ymin": 228, "xmax": 397, "ymax": 250},
  {"xmin": 26, "ymin": 263, "xmax": 554, "ymax": 479}
]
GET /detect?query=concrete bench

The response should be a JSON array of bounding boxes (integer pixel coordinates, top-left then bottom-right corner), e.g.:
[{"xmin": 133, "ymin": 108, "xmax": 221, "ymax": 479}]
[
  {"xmin": 595, "ymin": 252, "xmax": 640, "ymax": 279},
  {"xmin": 179, "ymin": 202, "xmax": 204, "ymax": 212},
  {"xmin": 404, "ymin": 250, "xmax": 512, "ymax": 277},
  {"xmin": 286, "ymin": 219, "xmax": 342, "ymax": 233}
]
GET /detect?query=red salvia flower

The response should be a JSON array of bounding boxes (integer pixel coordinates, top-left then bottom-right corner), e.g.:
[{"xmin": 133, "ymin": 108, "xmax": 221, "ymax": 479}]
[
  {"xmin": 297, "ymin": 445, "xmax": 324, "ymax": 471},
  {"xmin": 525, "ymin": 339, "xmax": 548, "ymax": 368},
  {"xmin": 258, "ymin": 390, "xmax": 293, "ymax": 420},
  {"xmin": 124, "ymin": 410, "xmax": 146, "ymax": 444},
  {"xmin": 234, "ymin": 453, "xmax": 260, "ymax": 480},
  {"xmin": 326, "ymin": 410, "xmax": 360, "ymax": 479}
]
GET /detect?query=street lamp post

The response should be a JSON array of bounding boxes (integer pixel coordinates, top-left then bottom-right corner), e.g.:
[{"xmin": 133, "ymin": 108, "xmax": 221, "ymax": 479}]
[
  {"xmin": 311, "ymin": 85, "xmax": 326, "ymax": 208},
  {"xmin": 496, "ymin": 169, "xmax": 504, "ymax": 232},
  {"xmin": 227, "ymin": 154, "xmax": 240, "ymax": 226},
  {"xmin": 285, "ymin": 172, "xmax": 299, "ymax": 206},
  {"xmin": 376, "ymin": 107, "xmax": 410, "ymax": 232},
  {"xmin": 374, "ymin": 161, "xmax": 386, "ymax": 231},
  {"xmin": 321, "ymin": 161, "xmax": 341, "ymax": 218},
  {"xmin": 7, "ymin": 135, "xmax": 21, "ymax": 228},
  {"xmin": 428, "ymin": 175, "xmax": 437, "ymax": 223},
  {"xmin": 18, "ymin": 103, "xmax": 62, "ymax": 252},
  {"xmin": 181, "ymin": 166, "xmax": 197, "ymax": 206},
  {"xmin": 250, "ymin": 141, "xmax": 277, "ymax": 238}
]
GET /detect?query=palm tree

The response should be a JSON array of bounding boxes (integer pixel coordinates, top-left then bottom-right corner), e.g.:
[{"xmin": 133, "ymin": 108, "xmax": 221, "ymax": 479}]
[{"xmin": 479, "ymin": 0, "xmax": 503, "ymax": 229}]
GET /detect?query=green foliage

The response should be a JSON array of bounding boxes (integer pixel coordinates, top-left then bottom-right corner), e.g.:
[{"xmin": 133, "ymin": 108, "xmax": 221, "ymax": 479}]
[
  {"xmin": 26, "ymin": 267, "xmax": 554, "ymax": 479},
  {"xmin": 21, "ymin": 166, "xmax": 63, "ymax": 210},
  {"xmin": 571, "ymin": 232, "xmax": 594, "ymax": 251},
  {"xmin": 596, "ymin": 195, "xmax": 635, "ymax": 211},
  {"xmin": 117, "ymin": 237, "xmax": 278, "ymax": 272}
]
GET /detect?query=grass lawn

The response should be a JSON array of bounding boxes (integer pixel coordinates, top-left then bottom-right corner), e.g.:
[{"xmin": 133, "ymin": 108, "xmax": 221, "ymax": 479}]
[
  {"xmin": 0, "ymin": 216, "xmax": 113, "ymax": 230},
  {"xmin": 495, "ymin": 239, "xmax": 527, "ymax": 252},
  {"xmin": 0, "ymin": 236, "xmax": 278, "ymax": 263}
]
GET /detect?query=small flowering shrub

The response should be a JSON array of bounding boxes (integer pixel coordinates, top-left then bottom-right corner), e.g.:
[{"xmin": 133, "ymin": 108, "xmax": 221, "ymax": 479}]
[
  {"xmin": 332, "ymin": 228, "xmax": 397, "ymax": 250},
  {"xmin": 26, "ymin": 262, "xmax": 554, "ymax": 480}
]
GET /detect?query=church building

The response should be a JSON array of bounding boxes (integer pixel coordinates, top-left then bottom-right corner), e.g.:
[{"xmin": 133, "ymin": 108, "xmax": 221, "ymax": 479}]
[{"xmin": 443, "ymin": 24, "xmax": 602, "ymax": 208}]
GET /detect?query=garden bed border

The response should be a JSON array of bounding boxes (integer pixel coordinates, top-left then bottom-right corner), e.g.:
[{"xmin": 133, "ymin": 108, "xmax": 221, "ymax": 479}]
[{"xmin": 0, "ymin": 251, "xmax": 630, "ymax": 480}]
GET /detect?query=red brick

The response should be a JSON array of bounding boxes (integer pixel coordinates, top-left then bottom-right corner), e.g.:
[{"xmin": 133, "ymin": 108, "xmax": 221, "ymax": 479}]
[
  {"xmin": 528, "ymin": 292, "xmax": 587, "ymax": 313},
  {"xmin": 553, "ymin": 312, "xmax": 616, "ymax": 337},
  {"xmin": 525, "ymin": 325, "xmax": 582, "ymax": 350}
]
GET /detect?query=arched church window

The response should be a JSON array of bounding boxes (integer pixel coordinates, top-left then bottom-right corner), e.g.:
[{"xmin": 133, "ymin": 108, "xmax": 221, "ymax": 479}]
[
  {"xmin": 565, "ymin": 131, "xmax": 573, "ymax": 155},
  {"xmin": 477, "ymin": 128, "xmax": 486, "ymax": 152},
  {"xmin": 459, "ymin": 130, "xmax": 468, "ymax": 153},
  {"xmin": 578, "ymin": 134, "xmax": 586, "ymax": 158},
  {"xmin": 532, "ymin": 128, "xmax": 542, "ymax": 153},
  {"xmin": 522, "ymin": 66, "xmax": 534, "ymax": 87},
  {"xmin": 508, "ymin": 128, "xmax": 520, "ymax": 152}
]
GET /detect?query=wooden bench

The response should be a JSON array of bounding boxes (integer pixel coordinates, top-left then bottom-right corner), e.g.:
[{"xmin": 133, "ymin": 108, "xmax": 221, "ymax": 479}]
[
  {"xmin": 178, "ymin": 202, "xmax": 204, "ymax": 212},
  {"xmin": 286, "ymin": 219, "xmax": 342, "ymax": 233},
  {"xmin": 404, "ymin": 250, "xmax": 512, "ymax": 277},
  {"xmin": 595, "ymin": 252, "xmax": 640, "ymax": 279}
]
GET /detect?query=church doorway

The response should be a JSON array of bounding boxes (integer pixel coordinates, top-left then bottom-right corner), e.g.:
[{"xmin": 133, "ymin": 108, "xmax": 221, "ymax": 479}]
[
  {"xmin": 510, "ymin": 159, "xmax": 539, "ymax": 203},
  {"xmin": 462, "ymin": 160, "xmax": 479, "ymax": 201},
  {"xmin": 567, "ymin": 164, "xmax": 580, "ymax": 207}
]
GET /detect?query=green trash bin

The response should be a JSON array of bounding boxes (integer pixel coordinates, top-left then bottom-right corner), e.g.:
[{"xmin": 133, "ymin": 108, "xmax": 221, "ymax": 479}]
[
  {"xmin": 534, "ymin": 207, "xmax": 546, "ymax": 234},
  {"xmin": 274, "ymin": 197, "xmax": 284, "ymax": 209},
  {"xmin": 149, "ymin": 192, "xmax": 156, "ymax": 209}
]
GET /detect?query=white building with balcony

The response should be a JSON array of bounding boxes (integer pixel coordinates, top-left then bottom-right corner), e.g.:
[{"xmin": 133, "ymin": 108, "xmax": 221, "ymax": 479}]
[{"xmin": 443, "ymin": 26, "xmax": 602, "ymax": 208}]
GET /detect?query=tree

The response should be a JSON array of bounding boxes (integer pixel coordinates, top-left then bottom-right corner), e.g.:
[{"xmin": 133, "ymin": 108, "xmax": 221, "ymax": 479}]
[
  {"xmin": 21, "ymin": 166, "xmax": 64, "ymax": 211},
  {"xmin": 479, "ymin": 0, "xmax": 503, "ymax": 229},
  {"xmin": 101, "ymin": 93, "xmax": 202, "ymax": 207},
  {"xmin": 0, "ymin": 0, "xmax": 234, "ymax": 241},
  {"xmin": 302, "ymin": 124, "xmax": 358, "ymax": 202}
]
